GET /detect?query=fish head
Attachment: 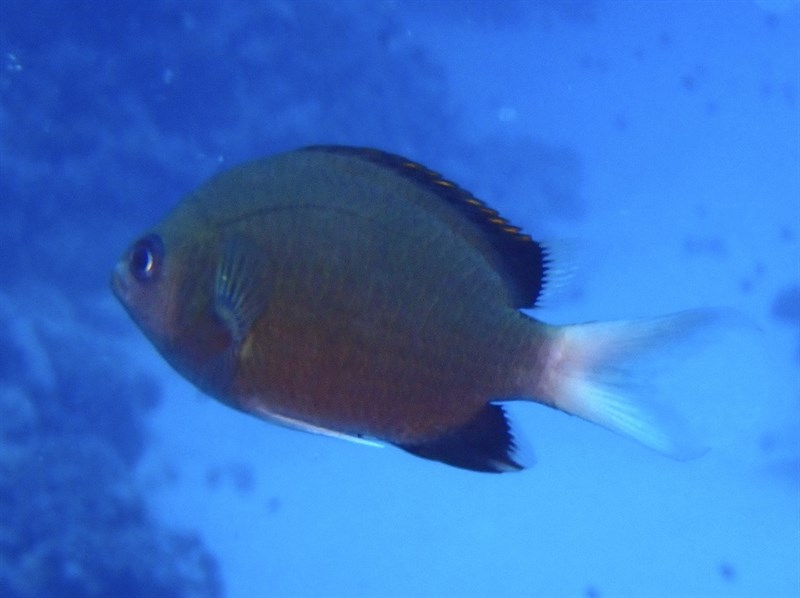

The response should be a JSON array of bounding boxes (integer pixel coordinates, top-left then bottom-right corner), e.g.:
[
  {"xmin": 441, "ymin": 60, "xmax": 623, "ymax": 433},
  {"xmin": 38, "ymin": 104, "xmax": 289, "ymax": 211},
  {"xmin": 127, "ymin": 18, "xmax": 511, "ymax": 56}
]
[
  {"xmin": 111, "ymin": 231, "xmax": 177, "ymax": 352},
  {"xmin": 112, "ymin": 219, "xmax": 244, "ymax": 398}
]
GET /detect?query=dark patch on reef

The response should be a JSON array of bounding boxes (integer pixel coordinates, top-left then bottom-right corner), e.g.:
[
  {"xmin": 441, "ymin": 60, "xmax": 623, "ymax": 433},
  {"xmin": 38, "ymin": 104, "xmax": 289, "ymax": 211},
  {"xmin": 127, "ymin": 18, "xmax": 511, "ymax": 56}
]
[
  {"xmin": 771, "ymin": 284, "xmax": 800, "ymax": 326},
  {"xmin": 771, "ymin": 284, "xmax": 800, "ymax": 362},
  {"xmin": 206, "ymin": 463, "xmax": 256, "ymax": 494},
  {"xmin": 584, "ymin": 585, "xmax": 602, "ymax": 598},
  {"xmin": 718, "ymin": 561, "xmax": 737, "ymax": 582}
]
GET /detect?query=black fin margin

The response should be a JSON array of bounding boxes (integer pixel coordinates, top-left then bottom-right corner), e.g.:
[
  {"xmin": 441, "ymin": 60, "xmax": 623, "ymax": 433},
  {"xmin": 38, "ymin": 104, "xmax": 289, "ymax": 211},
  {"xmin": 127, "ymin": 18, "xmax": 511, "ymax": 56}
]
[
  {"xmin": 397, "ymin": 404, "xmax": 524, "ymax": 473},
  {"xmin": 300, "ymin": 145, "xmax": 548, "ymax": 309}
]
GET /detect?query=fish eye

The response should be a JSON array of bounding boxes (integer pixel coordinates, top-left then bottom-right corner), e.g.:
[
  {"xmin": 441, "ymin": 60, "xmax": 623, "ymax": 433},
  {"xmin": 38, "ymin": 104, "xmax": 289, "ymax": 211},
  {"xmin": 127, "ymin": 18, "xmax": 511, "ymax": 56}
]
[{"xmin": 129, "ymin": 234, "xmax": 164, "ymax": 283}]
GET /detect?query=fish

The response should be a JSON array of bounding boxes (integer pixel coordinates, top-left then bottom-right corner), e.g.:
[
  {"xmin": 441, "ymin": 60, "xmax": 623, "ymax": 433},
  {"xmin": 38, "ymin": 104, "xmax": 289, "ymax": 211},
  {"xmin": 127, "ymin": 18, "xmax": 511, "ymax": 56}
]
[{"xmin": 111, "ymin": 145, "xmax": 710, "ymax": 473}]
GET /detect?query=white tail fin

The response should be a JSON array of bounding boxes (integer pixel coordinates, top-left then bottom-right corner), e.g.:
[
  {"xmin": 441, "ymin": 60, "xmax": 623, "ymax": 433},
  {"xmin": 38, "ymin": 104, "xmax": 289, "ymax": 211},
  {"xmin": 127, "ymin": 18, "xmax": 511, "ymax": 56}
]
[{"xmin": 538, "ymin": 309, "xmax": 726, "ymax": 459}]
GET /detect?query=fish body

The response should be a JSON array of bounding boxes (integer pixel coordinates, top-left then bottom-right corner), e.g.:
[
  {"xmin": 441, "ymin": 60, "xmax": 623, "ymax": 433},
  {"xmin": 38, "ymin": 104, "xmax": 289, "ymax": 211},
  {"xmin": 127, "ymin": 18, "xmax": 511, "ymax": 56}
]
[{"xmin": 113, "ymin": 146, "xmax": 704, "ymax": 472}]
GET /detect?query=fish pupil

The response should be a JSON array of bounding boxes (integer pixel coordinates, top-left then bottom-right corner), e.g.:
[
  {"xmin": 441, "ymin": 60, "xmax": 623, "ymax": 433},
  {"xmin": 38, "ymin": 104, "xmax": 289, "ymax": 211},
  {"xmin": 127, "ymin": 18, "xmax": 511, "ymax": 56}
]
[{"xmin": 130, "ymin": 234, "xmax": 163, "ymax": 282}]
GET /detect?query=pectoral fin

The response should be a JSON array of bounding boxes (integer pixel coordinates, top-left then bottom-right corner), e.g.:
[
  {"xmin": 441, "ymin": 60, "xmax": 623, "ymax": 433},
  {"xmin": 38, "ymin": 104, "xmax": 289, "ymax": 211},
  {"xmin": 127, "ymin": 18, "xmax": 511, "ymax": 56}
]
[{"xmin": 214, "ymin": 235, "xmax": 272, "ymax": 346}]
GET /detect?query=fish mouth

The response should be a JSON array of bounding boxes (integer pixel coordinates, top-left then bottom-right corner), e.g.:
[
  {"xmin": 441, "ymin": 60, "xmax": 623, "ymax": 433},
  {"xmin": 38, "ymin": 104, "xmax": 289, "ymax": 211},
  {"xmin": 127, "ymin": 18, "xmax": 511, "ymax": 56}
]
[
  {"xmin": 110, "ymin": 259, "xmax": 130, "ymax": 303},
  {"xmin": 110, "ymin": 259, "xmax": 143, "ymax": 328}
]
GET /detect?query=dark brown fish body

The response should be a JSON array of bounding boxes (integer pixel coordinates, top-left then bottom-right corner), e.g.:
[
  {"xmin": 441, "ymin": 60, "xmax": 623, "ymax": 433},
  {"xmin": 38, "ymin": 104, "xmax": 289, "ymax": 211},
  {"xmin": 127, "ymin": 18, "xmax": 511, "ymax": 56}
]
[{"xmin": 113, "ymin": 146, "xmax": 705, "ymax": 472}]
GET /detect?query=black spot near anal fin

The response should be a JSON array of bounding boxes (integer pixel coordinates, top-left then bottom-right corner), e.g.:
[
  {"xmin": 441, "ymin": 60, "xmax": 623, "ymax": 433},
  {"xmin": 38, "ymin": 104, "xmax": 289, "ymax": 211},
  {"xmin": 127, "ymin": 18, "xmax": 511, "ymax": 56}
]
[{"xmin": 397, "ymin": 404, "xmax": 524, "ymax": 473}]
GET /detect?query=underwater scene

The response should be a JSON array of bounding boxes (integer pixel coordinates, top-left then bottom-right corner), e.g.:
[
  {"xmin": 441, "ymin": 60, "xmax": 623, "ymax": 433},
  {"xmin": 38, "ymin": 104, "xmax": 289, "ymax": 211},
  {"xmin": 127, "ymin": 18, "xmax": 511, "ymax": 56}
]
[{"xmin": 1, "ymin": 1, "xmax": 798, "ymax": 596}]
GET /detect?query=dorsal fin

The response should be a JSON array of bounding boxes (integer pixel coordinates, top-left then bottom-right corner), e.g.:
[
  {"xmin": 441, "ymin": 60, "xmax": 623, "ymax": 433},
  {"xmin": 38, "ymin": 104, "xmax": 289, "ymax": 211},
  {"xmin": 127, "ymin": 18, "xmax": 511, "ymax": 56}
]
[{"xmin": 300, "ymin": 145, "xmax": 549, "ymax": 309}]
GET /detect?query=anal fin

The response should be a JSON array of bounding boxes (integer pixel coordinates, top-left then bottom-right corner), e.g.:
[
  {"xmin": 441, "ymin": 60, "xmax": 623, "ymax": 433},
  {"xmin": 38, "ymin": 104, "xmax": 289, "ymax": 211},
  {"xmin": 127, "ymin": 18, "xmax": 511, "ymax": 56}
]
[{"xmin": 397, "ymin": 404, "xmax": 526, "ymax": 473}]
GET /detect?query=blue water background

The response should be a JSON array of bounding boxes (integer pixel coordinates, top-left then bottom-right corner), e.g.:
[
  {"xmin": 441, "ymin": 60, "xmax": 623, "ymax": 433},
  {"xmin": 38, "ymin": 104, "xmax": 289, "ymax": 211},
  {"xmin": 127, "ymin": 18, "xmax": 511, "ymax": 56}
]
[{"xmin": 1, "ymin": 1, "xmax": 798, "ymax": 597}]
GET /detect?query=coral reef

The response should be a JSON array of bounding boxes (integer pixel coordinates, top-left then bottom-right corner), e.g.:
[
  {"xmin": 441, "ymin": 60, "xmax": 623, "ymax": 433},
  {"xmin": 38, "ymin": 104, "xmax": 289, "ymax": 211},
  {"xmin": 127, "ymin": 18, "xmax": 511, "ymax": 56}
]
[{"xmin": 0, "ymin": 290, "xmax": 222, "ymax": 597}]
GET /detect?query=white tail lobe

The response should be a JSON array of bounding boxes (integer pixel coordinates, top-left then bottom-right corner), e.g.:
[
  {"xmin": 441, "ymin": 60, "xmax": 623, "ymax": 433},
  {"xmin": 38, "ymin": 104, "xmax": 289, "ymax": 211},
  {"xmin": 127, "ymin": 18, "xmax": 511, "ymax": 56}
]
[{"xmin": 537, "ymin": 309, "xmax": 729, "ymax": 459}]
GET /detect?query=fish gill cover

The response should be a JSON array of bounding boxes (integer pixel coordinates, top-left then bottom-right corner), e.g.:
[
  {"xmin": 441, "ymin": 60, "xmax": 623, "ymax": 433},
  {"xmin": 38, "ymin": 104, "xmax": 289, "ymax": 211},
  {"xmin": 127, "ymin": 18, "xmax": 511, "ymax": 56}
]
[{"xmin": 0, "ymin": 0, "xmax": 798, "ymax": 597}]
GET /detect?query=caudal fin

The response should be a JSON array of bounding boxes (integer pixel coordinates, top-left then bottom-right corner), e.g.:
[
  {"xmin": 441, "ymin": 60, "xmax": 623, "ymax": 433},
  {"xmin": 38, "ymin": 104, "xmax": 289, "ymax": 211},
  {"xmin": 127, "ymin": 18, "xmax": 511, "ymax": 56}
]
[{"xmin": 537, "ymin": 310, "xmax": 726, "ymax": 459}]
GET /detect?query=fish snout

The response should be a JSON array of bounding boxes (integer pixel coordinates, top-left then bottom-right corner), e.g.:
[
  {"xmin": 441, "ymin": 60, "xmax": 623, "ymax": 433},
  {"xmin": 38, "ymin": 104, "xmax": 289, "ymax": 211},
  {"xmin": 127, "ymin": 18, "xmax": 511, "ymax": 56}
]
[{"xmin": 110, "ymin": 258, "xmax": 132, "ymax": 304}]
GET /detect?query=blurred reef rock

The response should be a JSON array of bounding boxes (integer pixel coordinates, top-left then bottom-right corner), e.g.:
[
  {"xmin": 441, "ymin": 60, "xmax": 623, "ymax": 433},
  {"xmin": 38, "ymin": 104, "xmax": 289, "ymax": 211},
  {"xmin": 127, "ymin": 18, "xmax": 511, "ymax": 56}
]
[{"xmin": 0, "ymin": 288, "xmax": 222, "ymax": 596}]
